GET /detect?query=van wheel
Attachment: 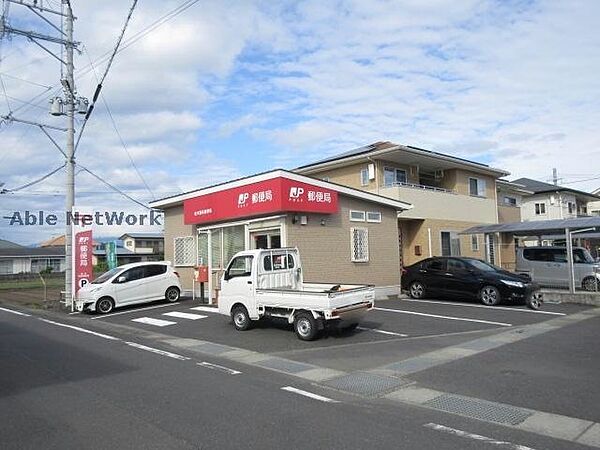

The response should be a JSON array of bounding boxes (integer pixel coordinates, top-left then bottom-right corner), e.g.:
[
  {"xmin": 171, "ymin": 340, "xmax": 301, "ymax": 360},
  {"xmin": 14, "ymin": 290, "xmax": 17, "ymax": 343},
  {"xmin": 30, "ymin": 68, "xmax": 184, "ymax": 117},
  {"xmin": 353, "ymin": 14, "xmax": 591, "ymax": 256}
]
[
  {"xmin": 409, "ymin": 281, "xmax": 426, "ymax": 299},
  {"xmin": 582, "ymin": 277, "xmax": 598, "ymax": 291},
  {"xmin": 96, "ymin": 297, "xmax": 114, "ymax": 314},
  {"xmin": 480, "ymin": 285, "xmax": 501, "ymax": 306},
  {"xmin": 165, "ymin": 287, "xmax": 180, "ymax": 302},
  {"xmin": 231, "ymin": 305, "xmax": 252, "ymax": 331},
  {"xmin": 294, "ymin": 312, "xmax": 318, "ymax": 341}
]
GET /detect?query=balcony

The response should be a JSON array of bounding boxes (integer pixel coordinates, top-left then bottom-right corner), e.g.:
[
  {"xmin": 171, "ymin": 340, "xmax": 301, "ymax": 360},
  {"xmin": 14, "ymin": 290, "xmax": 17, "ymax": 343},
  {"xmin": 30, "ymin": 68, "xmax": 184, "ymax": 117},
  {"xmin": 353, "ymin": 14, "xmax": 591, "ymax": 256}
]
[{"xmin": 379, "ymin": 182, "xmax": 497, "ymax": 223}]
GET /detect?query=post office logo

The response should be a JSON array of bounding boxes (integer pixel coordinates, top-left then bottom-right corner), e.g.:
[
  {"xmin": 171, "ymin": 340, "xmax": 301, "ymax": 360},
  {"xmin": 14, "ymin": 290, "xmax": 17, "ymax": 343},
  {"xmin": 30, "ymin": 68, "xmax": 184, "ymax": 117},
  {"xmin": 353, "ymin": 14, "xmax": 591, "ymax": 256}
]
[
  {"xmin": 289, "ymin": 187, "xmax": 304, "ymax": 202},
  {"xmin": 237, "ymin": 192, "xmax": 249, "ymax": 207}
]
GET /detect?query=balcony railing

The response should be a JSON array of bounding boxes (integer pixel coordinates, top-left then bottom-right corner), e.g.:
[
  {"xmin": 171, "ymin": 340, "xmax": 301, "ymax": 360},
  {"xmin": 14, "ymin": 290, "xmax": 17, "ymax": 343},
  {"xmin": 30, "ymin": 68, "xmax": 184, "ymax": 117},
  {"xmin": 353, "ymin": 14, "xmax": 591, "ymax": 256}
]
[{"xmin": 384, "ymin": 181, "xmax": 456, "ymax": 194}]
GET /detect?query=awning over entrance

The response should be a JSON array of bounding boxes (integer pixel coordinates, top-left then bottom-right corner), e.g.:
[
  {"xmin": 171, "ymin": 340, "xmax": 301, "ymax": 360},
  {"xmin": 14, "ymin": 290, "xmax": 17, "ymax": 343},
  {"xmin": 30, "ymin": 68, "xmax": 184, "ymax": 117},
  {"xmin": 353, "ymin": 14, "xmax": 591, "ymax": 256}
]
[{"xmin": 460, "ymin": 216, "xmax": 600, "ymax": 236}]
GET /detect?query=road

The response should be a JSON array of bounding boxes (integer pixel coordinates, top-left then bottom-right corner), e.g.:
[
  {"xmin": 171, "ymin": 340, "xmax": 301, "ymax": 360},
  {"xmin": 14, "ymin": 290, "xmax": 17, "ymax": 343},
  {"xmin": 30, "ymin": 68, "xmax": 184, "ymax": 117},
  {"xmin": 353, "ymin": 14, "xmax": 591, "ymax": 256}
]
[{"xmin": 1, "ymin": 300, "xmax": 599, "ymax": 449}]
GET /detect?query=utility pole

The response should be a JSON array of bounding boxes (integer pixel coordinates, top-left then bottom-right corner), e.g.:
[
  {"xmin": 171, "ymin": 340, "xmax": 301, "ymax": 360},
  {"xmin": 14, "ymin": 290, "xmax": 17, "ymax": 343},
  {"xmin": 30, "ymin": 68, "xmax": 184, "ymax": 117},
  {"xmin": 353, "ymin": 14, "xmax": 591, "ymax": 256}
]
[
  {"xmin": 1, "ymin": 0, "xmax": 85, "ymax": 307},
  {"xmin": 552, "ymin": 168, "xmax": 559, "ymax": 185}
]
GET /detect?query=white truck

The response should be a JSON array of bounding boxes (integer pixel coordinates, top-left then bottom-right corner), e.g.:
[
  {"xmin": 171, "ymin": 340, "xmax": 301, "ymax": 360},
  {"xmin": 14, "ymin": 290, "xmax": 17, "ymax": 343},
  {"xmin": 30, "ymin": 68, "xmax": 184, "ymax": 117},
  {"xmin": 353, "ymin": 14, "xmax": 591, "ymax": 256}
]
[{"xmin": 218, "ymin": 248, "xmax": 375, "ymax": 340}]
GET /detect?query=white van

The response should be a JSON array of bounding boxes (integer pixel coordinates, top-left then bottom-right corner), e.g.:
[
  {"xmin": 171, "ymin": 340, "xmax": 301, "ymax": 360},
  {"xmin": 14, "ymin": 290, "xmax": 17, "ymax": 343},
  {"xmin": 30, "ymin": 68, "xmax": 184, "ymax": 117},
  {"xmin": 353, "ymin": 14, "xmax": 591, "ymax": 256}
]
[
  {"xmin": 515, "ymin": 246, "xmax": 600, "ymax": 291},
  {"xmin": 76, "ymin": 261, "xmax": 182, "ymax": 314}
]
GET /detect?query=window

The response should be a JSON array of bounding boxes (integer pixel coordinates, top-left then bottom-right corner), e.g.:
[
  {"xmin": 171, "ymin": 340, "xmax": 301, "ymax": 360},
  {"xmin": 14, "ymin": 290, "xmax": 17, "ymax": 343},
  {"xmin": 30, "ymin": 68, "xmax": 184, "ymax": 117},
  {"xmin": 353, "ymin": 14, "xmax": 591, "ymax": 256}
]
[
  {"xmin": 263, "ymin": 253, "xmax": 295, "ymax": 271},
  {"xmin": 126, "ymin": 240, "xmax": 133, "ymax": 247},
  {"xmin": 0, "ymin": 259, "xmax": 13, "ymax": 275},
  {"xmin": 441, "ymin": 231, "xmax": 461, "ymax": 256},
  {"xmin": 567, "ymin": 202, "xmax": 575, "ymax": 214},
  {"xmin": 534, "ymin": 202, "xmax": 546, "ymax": 215},
  {"xmin": 471, "ymin": 235, "xmax": 479, "ymax": 251},
  {"xmin": 145, "ymin": 264, "xmax": 167, "ymax": 277},
  {"xmin": 469, "ymin": 177, "xmax": 487, "ymax": 197},
  {"xmin": 349, "ymin": 210, "xmax": 366, "ymax": 222},
  {"xmin": 424, "ymin": 259, "xmax": 445, "ymax": 271},
  {"xmin": 350, "ymin": 228, "xmax": 369, "ymax": 262},
  {"xmin": 503, "ymin": 196, "xmax": 517, "ymax": 206},
  {"xmin": 383, "ymin": 167, "xmax": 407, "ymax": 187},
  {"xmin": 366, "ymin": 211, "xmax": 382, "ymax": 223},
  {"xmin": 447, "ymin": 258, "xmax": 467, "ymax": 272},
  {"xmin": 174, "ymin": 236, "xmax": 195, "ymax": 266},
  {"xmin": 360, "ymin": 168, "xmax": 369, "ymax": 186},
  {"xmin": 116, "ymin": 266, "xmax": 145, "ymax": 283},
  {"xmin": 226, "ymin": 255, "xmax": 253, "ymax": 279}
]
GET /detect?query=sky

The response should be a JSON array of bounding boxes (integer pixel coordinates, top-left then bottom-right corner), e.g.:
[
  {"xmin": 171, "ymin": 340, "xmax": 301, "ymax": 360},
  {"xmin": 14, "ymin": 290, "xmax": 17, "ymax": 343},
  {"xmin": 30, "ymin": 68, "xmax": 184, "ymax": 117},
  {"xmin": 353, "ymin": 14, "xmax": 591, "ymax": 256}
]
[{"xmin": 0, "ymin": 0, "xmax": 599, "ymax": 245}]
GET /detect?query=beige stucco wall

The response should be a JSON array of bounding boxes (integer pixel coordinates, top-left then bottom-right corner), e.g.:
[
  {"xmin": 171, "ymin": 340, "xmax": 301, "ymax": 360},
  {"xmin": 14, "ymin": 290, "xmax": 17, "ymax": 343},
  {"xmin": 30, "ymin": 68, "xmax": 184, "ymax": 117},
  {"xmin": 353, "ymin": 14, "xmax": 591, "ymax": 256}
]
[
  {"xmin": 399, "ymin": 218, "xmax": 486, "ymax": 267},
  {"xmin": 498, "ymin": 205, "xmax": 521, "ymax": 223},
  {"xmin": 162, "ymin": 204, "xmax": 196, "ymax": 288},
  {"xmin": 286, "ymin": 195, "xmax": 401, "ymax": 287}
]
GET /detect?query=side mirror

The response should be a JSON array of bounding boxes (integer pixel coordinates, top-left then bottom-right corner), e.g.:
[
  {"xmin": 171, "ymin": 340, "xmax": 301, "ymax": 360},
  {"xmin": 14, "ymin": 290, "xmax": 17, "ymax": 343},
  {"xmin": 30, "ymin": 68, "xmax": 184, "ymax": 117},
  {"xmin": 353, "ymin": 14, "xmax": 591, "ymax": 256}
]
[{"xmin": 117, "ymin": 276, "xmax": 127, "ymax": 283}]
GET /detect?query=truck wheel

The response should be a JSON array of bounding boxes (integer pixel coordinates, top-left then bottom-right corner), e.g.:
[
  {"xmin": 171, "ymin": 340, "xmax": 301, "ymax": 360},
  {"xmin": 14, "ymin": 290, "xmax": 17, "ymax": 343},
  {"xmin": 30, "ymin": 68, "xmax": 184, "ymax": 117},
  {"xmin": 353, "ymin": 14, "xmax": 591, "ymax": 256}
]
[
  {"xmin": 231, "ymin": 305, "xmax": 252, "ymax": 331},
  {"xmin": 294, "ymin": 312, "xmax": 318, "ymax": 341}
]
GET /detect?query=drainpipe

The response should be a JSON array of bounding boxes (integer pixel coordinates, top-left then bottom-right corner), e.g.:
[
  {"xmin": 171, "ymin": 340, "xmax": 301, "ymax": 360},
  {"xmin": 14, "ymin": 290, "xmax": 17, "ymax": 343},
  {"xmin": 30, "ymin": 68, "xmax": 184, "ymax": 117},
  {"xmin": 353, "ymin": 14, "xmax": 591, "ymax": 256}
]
[{"xmin": 427, "ymin": 228, "xmax": 433, "ymax": 257}]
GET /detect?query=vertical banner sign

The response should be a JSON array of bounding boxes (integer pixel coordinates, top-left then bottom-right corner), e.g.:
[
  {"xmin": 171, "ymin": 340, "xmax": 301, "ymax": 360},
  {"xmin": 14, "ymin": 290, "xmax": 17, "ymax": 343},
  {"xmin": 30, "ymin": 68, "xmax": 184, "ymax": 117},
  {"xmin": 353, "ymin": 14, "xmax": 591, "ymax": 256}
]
[
  {"xmin": 105, "ymin": 241, "xmax": 118, "ymax": 270},
  {"xmin": 71, "ymin": 208, "xmax": 93, "ymax": 299}
]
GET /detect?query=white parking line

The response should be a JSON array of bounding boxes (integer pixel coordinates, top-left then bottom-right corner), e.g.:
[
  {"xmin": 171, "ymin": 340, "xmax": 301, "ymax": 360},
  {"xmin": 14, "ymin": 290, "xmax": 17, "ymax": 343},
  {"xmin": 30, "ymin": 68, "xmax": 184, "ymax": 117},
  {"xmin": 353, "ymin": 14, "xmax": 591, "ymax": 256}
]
[
  {"xmin": 356, "ymin": 326, "xmax": 408, "ymax": 337},
  {"xmin": 424, "ymin": 423, "xmax": 536, "ymax": 450},
  {"xmin": 281, "ymin": 386, "xmax": 339, "ymax": 403},
  {"xmin": 197, "ymin": 361, "xmax": 242, "ymax": 375},
  {"xmin": 0, "ymin": 306, "xmax": 31, "ymax": 317},
  {"xmin": 374, "ymin": 307, "xmax": 512, "ymax": 327},
  {"xmin": 125, "ymin": 342, "xmax": 189, "ymax": 361},
  {"xmin": 90, "ymin": 302, "xmax": 180, "ymax": 319},
  {"xmin": 403, "ymin": 299, "xmax": 566, "ymax": 316},
  {"xmin": 190, "ymin": 306, "xmax": 219, "ymax": 314},
  {"xmin": 39, "ymin": 318, "xmax": 120, "ymax": 340},
  {"xmin": 131, "ymin": 317, "xmax": 177, "ymax": 327},
  {"xmin": 163, "ymin": 312, "xmax": 207, "ymax": 320}
]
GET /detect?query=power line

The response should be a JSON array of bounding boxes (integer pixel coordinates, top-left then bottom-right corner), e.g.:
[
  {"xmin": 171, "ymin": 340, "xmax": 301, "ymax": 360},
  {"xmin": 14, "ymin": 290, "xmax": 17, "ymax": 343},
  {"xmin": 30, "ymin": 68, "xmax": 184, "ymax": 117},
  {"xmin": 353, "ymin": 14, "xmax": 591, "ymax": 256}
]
[
  {"xmin": 74, "ymin": 0, "xmax": 139, "ymax": 154},
  {"xmin": 3, "ymin": 162, "xmax": 65, "ymax": 192},
  {"xmin": 561, "ymin": 175, "xmax": 600, "ymax": 186},
  {"xmin": 76, "ymin": 163, "xmax": 150, "ymax": 209}
]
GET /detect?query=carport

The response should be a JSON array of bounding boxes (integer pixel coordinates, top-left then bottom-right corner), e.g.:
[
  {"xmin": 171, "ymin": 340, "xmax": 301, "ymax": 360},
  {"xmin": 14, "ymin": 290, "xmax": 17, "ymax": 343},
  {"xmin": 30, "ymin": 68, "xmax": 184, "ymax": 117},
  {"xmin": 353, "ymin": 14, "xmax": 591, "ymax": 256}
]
[{"xmin": 461, "ymin": 216, "xmax": 600, "ymax": 293}]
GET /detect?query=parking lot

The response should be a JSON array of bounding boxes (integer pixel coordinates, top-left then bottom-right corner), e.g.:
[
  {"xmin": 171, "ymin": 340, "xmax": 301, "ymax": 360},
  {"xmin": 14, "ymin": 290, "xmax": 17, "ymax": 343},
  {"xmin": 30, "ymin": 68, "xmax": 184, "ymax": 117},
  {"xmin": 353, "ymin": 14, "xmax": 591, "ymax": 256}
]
[{"xmin": 76, "ymin": 296, "xmax": 589, "ymax": 373}]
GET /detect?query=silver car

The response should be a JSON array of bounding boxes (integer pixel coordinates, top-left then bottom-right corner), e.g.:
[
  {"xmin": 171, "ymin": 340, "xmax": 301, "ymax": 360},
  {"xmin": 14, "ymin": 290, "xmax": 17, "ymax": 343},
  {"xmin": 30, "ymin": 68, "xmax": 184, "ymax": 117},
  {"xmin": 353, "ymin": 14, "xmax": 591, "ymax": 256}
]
[{"xmin": 515, "ymin": 246, "xmax": 600, "ymax": 291}]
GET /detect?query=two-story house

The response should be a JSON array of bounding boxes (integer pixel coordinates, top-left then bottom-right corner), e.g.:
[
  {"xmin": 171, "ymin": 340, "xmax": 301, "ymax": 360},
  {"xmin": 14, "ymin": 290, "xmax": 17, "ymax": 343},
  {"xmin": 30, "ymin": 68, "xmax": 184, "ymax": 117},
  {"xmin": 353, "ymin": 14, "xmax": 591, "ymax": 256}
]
[
  {"xmin": 119, "ymin": 232, "xmax": 164, "ymax": 259},
  {"xmin": 295, "ymin": 141, "xmax": 509, "ymax": 267},
  {"xmin": 511, "ymin": 178, "xmax": 598, "ymax": 221}
]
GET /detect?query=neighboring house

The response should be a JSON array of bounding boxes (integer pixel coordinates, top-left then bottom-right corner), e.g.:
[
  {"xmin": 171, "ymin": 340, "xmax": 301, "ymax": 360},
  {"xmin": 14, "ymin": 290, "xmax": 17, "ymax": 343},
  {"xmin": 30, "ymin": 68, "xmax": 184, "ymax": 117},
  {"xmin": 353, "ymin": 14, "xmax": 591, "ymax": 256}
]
[
  {"xmin": 588, "ymin": 187, "xmax": 600, "ymax": 216},
  {"xmin": 119, "ymin": 232, "xmax": 164, "ymax": 257},
  {"xmin": 0, "ymin": 247, "xmax": 65, "ymax": 275},
  {"xmin": 511, "ymin": 178, "xmax": 599, "ymax": 221},
  {"xmin": 496, "ymin": 180, "xmax": 534, "ymax": 223},
  {"xmin": 294, "ymin": 141, "xmax": 510, "ymax": 267}
]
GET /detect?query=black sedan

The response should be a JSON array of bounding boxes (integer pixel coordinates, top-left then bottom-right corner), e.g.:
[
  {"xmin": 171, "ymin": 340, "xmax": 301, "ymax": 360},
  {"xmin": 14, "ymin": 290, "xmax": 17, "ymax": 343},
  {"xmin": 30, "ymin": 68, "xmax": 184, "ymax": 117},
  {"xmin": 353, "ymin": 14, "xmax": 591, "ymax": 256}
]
[{"xmin": 401, "ymin": 257, "xmax": 543, "ymax": 309}]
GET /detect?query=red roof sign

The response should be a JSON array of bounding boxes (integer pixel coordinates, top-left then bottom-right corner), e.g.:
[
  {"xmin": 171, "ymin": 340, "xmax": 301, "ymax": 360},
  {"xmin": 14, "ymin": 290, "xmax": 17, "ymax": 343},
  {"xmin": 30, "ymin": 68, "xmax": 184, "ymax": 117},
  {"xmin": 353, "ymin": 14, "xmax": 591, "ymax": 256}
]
[{"xmin": 183, "ymin": 176, "xmax": 338, "ymax": 225}]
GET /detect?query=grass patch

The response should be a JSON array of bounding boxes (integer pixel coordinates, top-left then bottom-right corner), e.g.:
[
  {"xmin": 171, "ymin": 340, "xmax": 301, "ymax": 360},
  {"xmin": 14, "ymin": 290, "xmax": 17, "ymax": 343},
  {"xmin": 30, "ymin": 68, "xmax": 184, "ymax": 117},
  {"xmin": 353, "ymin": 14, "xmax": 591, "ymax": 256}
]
[{"xmin": 0, "ymin": 278, "xmax": 64, "ymax": 290}]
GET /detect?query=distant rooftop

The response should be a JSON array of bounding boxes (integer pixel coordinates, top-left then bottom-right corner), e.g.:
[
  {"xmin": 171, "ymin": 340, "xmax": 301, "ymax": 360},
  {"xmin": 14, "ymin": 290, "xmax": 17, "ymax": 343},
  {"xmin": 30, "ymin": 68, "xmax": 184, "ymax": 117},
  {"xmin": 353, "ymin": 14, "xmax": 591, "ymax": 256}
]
[
  {"xmin": 511, "ymin": 178, "xmax": 600, "ymax": 199},
  {"xmin": 119, "ymin": 232, "xmax": 164, "ymax": 240},
  {"xmin": 0, "ymin": 238, "xmax": 23, "ymax": 250},
  {"xmin": 0, "ymin": 247, "xmax": 65, "ymax": 257}
]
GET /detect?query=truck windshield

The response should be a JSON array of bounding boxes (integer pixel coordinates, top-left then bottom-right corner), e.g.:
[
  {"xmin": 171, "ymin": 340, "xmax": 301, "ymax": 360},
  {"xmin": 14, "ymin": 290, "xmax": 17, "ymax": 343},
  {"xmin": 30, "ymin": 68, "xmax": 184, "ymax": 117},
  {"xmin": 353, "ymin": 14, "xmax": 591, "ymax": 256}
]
[{"xmin": 92, "ymin": 267, "xmax": 121, "ymax": 284}]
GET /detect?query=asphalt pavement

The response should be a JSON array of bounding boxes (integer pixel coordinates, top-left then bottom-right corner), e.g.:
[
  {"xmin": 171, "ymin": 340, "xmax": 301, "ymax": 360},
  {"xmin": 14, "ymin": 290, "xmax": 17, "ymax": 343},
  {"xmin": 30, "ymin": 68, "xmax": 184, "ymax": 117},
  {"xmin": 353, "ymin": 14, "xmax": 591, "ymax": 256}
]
[{"xmin": 1, "ymin": 297, "xmax": 599, "ymax": 449}]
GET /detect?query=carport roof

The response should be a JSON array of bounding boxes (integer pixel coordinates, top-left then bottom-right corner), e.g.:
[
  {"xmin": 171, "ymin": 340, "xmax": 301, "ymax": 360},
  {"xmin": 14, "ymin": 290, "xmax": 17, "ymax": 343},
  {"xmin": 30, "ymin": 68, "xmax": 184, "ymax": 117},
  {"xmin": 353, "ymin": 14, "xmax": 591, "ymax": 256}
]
[{"xmin": 461, "ymin": 216, "xmax": 600, "ymax": 236}]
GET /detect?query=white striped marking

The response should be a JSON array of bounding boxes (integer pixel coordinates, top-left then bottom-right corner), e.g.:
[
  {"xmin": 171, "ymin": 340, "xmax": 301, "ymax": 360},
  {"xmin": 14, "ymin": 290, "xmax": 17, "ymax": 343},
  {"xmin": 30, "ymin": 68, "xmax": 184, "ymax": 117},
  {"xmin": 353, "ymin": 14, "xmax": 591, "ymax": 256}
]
[
  {"xmin": 197, "ymin": 361, "xmax": 241, "ymax": 375},
  {"xmin": 424, "ymin": 423, "xmax": 536, "ymax": 450},
  {"xmin": 356, "ymin": 326, "xmax": 407, "ymax": 337},
  {"xmin": 91, "ymin": 302, "xmax": 180, "ymax": 319},
  {"xmin": 0, "ymin": 306, "xmax": 31, "ymax": 317},
  {"xmin": 281, "ymin": 386, "xmax": 339, "ymax": 403},
  {"xmin": 39, "ymin": 318, "xmax": 120, "ymax": 340},
  {"xmin": 404, "ymin": 299, "xmax": 566, "ymax": 316},
  {"xmin": 162, "ymin": 311, "xmax": 207, "ymax": 320},
  {"xmin": 190, "ymin": 306, "xmax": 219, "ymax": 314},
  {"xmin": 125, "ymin": 342, "xmax": 189, "ymax": 361},
  {"xmin": 375, "ymin": 307, "xmax": 512, "ymax": 327},
  {"xmin": 131, "ymin": 317, "xmax": 177, "ymax": 327}
]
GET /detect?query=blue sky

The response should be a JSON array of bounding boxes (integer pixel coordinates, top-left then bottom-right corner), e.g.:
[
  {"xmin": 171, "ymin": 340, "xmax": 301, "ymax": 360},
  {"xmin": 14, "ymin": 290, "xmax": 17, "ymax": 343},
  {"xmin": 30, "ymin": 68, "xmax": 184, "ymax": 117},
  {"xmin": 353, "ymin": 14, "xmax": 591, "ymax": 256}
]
[{"xmin": 1, "ymin": 0, "xmax": 599, "ymax": 244}]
